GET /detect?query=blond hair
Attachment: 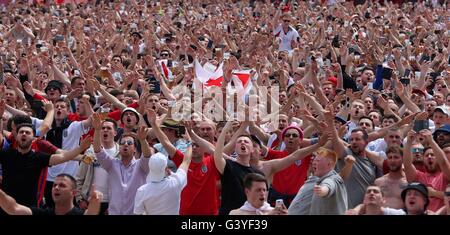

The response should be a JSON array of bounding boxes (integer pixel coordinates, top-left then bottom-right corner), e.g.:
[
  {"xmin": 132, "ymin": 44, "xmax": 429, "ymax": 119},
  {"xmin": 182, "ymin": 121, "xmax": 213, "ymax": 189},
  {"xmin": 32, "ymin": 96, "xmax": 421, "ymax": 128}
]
[{"xmin": 316, "ymin": 147, "xmax": 338, "ymax": 166}]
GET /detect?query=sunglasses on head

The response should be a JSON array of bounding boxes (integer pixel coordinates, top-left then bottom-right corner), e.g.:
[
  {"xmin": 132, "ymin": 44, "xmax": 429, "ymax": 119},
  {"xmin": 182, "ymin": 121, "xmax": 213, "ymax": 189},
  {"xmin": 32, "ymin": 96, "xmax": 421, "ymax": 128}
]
[
  {"xmin": 284, "ymin": 133, "xmax": 299, "ymax": 138},
  {"xmin": 120, "ymin": 140, "xmax": 134, "ymax": 146}
]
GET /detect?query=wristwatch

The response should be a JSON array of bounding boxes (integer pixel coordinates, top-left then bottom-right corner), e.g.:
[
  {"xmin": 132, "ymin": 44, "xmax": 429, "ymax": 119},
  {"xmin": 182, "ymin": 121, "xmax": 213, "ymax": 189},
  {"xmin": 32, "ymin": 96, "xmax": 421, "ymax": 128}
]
[{"xmin": 185, "ymin": 141, "xmax": 193, "ymax": 147}]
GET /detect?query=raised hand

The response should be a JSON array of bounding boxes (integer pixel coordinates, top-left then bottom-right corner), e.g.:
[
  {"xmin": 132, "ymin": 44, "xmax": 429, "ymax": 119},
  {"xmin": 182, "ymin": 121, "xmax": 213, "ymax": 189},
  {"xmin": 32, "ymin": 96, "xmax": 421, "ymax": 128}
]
[
  {"xmin": 88, "ymin": 184, "xmax": 103, "ymax": 206},
  {"xmin": 23, "ymin": 81, "xmax": 35, "ymax": 96},
  {"xmin": 92, "ymin": 113, "xmax": 102, "ymax": 130},
  {"xmin": 80, "ymin": 136, "xmax": 93, "ymax": 150},
  {"xmin": 136, "ymin": 126, "xmax": 149, "ymax": 141},
  {"xmin": 345, "ymin": 155, "xmax": 356, "ymax": 165},
  {"xmin": 406, "ymin": 130, "xmax": 416, "ymax": 144},
  {"xmin": 146, "ymin": 109, "xmax": 157, "ymax": 124},
  {"xmin": 42, "ymin": 100, "xmax": 54, "ymax": 112}
]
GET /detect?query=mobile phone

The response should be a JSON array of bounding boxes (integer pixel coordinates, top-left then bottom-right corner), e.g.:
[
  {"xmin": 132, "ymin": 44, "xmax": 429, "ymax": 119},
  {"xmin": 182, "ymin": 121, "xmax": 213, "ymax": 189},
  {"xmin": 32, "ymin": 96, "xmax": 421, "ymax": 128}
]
[
  {"xmin": 403, "ymin": 69, "xmax": 411, "ymax": 78},
  {"xmin": 206, "ymin": 40, "xmax": 214, "ymax": 49},
  {"xmin": 421, "ymin": 55, "xmax": 430, "ymax": 62},
  {"xmin": 147, "ymin": 75, "xmax": 161, "ymax": 94},
  {"xmin": 413, "ymin": 120, "xmax": 429, "ymax": 132},
  {"xmin": 332, "ymin": 35, "xmax": 340, "ymax": 48},
  {"xmin": 400, "ymin": 78, "xmax": 410, "ymax": 85},
  {"xmin": 381, "ymin": 67, "xmax": 393, "ymax": 80},
  {"xmin": 223, "ymin": 52, "xmax": 231, "ymax": 59},
  {"xmin": 276, "ymin": 199, "xmax": 284, "ymax": 208},
  {"xmin": 54, "ymin": 35, "xmax": 64, "ymax": 41}
]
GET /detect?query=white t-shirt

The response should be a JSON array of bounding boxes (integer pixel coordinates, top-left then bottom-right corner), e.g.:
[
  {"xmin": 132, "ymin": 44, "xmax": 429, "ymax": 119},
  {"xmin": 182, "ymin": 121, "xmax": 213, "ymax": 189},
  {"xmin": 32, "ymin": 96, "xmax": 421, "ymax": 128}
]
[
  {"xmin": 273, "ymin": 25, "xmax": 299, "ymax": 52},
  {"xmin": 383, "ymin": 208, "xmax": 406, "ymax": 215},
  {"xmin": 134, "ymin": 168, "xmax": 187, "ymax": 215},
  {"xmin": 47, "ymin": 121, "xmax": 90, "ymax": 182},
  {"xmin": 366, "ymin": 138, "xmax": 388, "ymax": 159},
  {"xmin": 86, "ymin": 144, "xmax": 120, "ymax": 202}
]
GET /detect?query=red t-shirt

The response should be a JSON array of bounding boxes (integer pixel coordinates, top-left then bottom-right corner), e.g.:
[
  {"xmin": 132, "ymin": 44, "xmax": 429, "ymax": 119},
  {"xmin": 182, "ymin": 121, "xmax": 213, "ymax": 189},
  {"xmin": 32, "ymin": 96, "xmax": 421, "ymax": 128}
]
[
  {"xmin": 172, "ymin": 150, "xmax": 220, "ymax": 215},
  {"xmin": 266, "ymin": 149, "xmax": 312, "ymax": 196},
  {"xmin": 416, "ymin": 170, "xmax": 449, "ymax": 212}
]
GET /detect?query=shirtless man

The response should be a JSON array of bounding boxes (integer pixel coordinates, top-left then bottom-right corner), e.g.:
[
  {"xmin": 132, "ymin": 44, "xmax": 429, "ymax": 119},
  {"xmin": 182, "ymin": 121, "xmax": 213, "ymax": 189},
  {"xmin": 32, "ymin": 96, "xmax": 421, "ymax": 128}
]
[{"xmin": 374, "ymin": 146, "xmax": 408, "ymax": 209}]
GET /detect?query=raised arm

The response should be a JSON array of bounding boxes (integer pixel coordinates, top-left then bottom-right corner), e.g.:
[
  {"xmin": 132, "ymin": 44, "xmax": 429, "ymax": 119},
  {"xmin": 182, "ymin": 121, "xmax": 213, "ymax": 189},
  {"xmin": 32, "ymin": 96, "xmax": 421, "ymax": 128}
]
[
  {"xmin": 214, "ymin": 121, "xmax": 233, "ymax": 174},
  {"xmin": 88, "ymin": 78, "xmax": 127, "ymax": 111},
  {"xmin": 269, "ymin": 136, "xmax": 328, "ymax": 174},
  {"xmin": 92, "ymin": 113, "xmax": 102, "ymax": 153},
  {"xmin": 84, "ymin": 185, "xmax": 103, "ymax": 215},
  {"xmin": 178, "ymin": 144, "xmax": 193, "ymax": 173},
  {"xmin": 421, "ymin": 130, "xmax": 450, "ymax": 181},
  {"xmin": 0, "ymin": 189, "xmax": 32, "ymax": 215},
  {"xmin": 147, "ymin": 109, "xmax": 177, "ymax": 157},
  {"xmin": 224, "ymin": 121, "xmax": 250, "ymax": 155},
  {"xmin": 403, "ymin": 131, "xmax": 418, "ymax": 182},
  {"xmin": 323, "ymin": 105, "xmax": 347, "ymax": 158},
  {"xmin": 49, "ymin": 137, "xmax": 92, "ymax": 166},
  {"xmin": 136, "ymin": 126, "xmax": 152, "ymax": 158},
  {"xmin": 339, "ymin": 155, "xmax": 356, "ymax": 181},
  {"xmin": 185, "ymin": 121, "xmax": 215, "ymax": 155},
  {"xmin": 38, "ymin": 100, "xmax": 55, "ymax": 136}
]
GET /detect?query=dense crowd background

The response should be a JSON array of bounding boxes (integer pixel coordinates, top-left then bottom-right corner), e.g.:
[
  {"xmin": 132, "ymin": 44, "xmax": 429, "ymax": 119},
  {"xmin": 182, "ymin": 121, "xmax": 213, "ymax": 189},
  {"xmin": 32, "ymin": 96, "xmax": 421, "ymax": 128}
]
[{"xmin": 0, "ymin": 0, "xmax": 449, "ymax": 215}]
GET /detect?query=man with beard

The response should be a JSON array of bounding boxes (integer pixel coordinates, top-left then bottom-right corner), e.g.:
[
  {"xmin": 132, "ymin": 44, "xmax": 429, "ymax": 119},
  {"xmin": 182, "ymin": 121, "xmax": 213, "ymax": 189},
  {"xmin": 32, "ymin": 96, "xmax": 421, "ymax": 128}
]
[
  {"xmin": 75, "ymin": 119, "xmax": 120, "ymax": 215},
  {"xmin": 0, "ymin": 124, "xmax": 91, "ymax": 211},
  {"xmin": 93, "ymin": 113, "xmax": 153, "ymax": 215},
  {"xmin": 325, "ymin": 105, "xmax": 382, "ymax": 208},
  {"xmin": 374, "ymin": 146, "xmax": 408, "ymax": 209},
  {"xmin": 433, "ymin": 124, "xmax": 450, "ymax": 148},
  {"xmin": 404, "ymin": 130, "xmax": 450, "ymax": 212},
  {"xmin": 214, "ymin": 121, "xmax": 265, "ymax": 215},
  {"xmin": 411, "ymin": 143, "xmax": 426, "ymax": 172}
]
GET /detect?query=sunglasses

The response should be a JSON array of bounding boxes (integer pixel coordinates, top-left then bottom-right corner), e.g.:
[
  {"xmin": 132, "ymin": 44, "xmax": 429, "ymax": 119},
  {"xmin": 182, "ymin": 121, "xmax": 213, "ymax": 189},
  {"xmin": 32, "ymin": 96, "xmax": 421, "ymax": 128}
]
[
  {"xmin": 445, "ymin": 191, "xmax": 450, "ymax": 196},
  {"xmin": 284, "ymin": 133, "xmax": 299, "ymax": 138},
  {"xmin": 120, "ymin": 140, "xmax": 134, "ymax": 146},
  {"xmin": 283, "ymin": 20, "xmax": 291, "ymax": 23},
  {"xmin": 411, "ymin": 148, "xmax": 424, "ymax": 154},
  {"xmin": 160, "ymin": 53, "xmax": 169, "ymax": 57}
]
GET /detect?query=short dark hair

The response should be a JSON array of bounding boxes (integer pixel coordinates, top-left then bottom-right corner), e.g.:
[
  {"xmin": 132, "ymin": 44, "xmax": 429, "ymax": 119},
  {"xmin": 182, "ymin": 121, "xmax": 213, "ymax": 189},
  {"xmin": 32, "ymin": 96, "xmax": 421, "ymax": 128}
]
[
  {"xmin": 243, "ymin": 173, "xmax": 268, "ymax": 190},
  {"xmin": 382, "ymin": 114, "xmax": 399, "ymax": 123},
  {"xmin": 110, "ymin": 89, "xmax": 124, "ymax": 97},
  {"xmin": 16, "ymin": 123, "xmax": 35, "ymax": 136},
  {"xmin": 56, "ymin": 173, "xmax": 77, "ymax": 189},
  {"xmin": 12, "ymin": 115, "xmax": 32, "ymax": 126},
  {"xmin": 359, "ymin": 116, "xmax": 374, "ymax": 126},
  {"xmin": 351, "ymin": 128, "xmax": 369, "ymax": 141},
  {"xmin": 54, "ymin": 98, "xmax": 69, "ymax": 107},
  {"xmin": 386, "ymin": 146, "xmax": 403, "ymax": 156},
  {"xmin": 70, "ymin": 76, "xmax": 84, "ymax": 86},
  {"xmin": 103, "ymin": 118, "xmax": 118, "ymax": 131}
]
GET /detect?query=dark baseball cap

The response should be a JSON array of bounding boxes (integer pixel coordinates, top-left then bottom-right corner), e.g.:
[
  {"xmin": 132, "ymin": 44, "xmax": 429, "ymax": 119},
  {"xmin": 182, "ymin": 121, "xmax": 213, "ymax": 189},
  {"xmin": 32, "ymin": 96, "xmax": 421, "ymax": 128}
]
[{"xmin": 45, "ymin": 80, "xmax": 63, "ymax": 93}]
